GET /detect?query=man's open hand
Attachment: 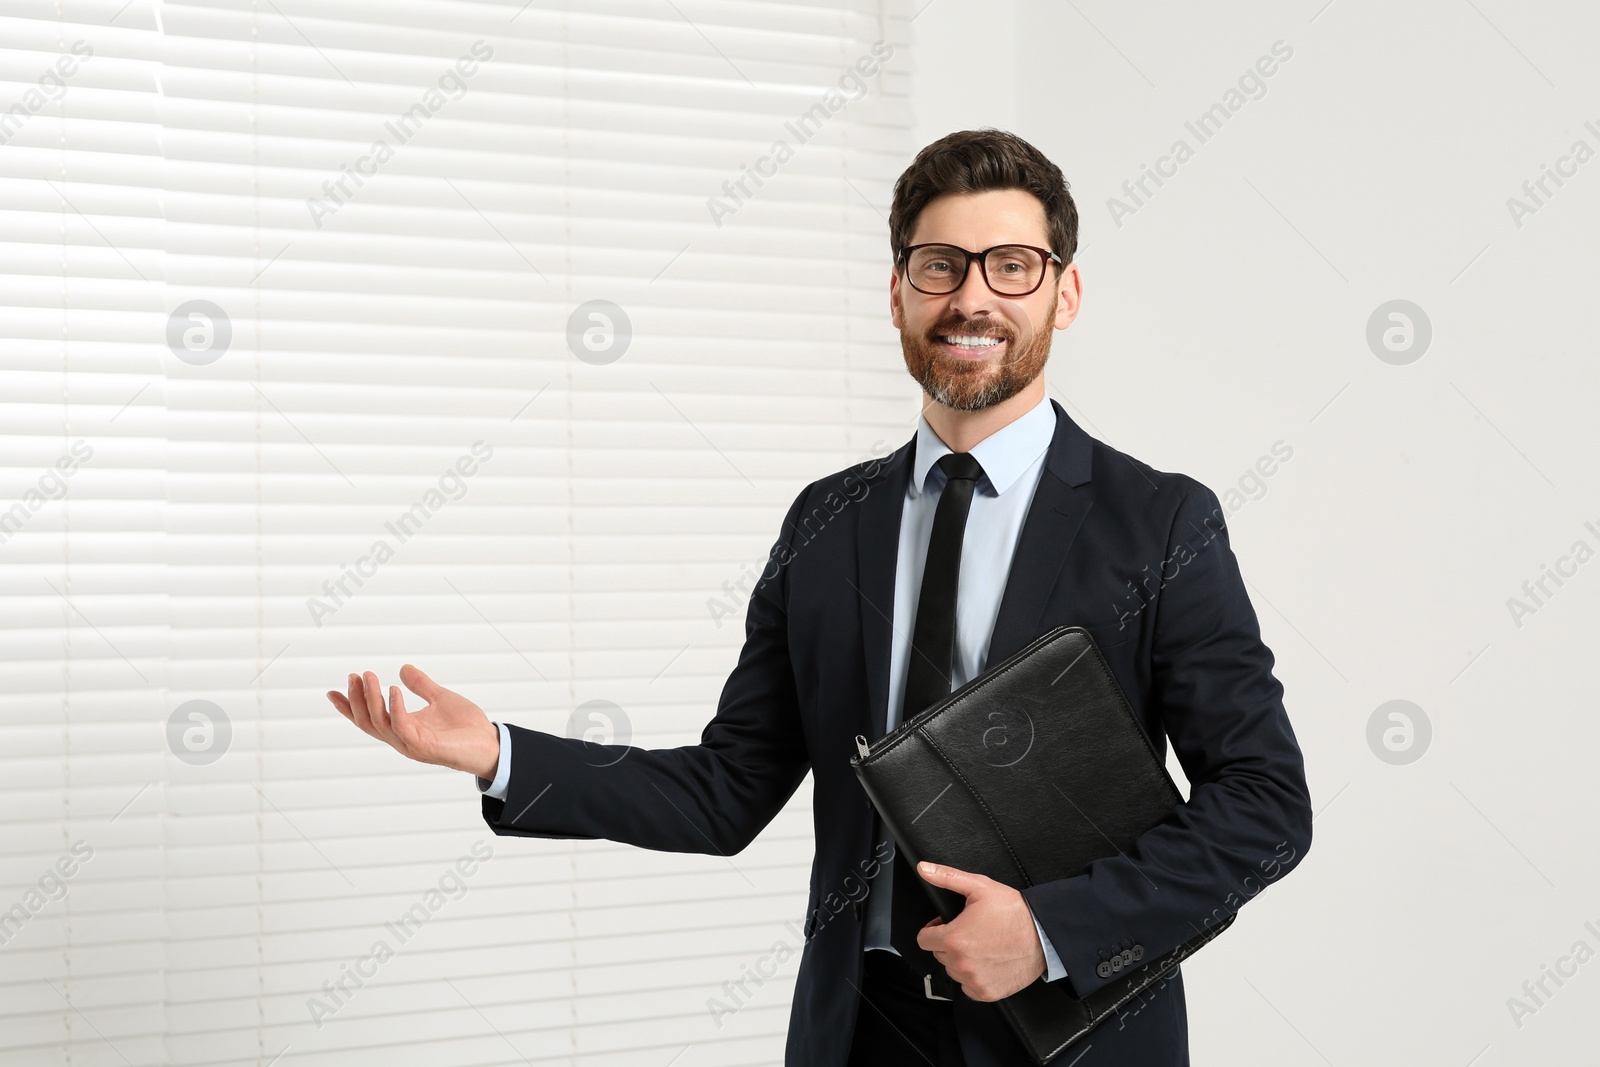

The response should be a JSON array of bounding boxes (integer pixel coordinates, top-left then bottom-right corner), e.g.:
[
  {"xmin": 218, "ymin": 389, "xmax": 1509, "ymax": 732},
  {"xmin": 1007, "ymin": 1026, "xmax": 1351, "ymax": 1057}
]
[
  {"xmin": 326, "ymin": 665, "xmax": 499, "ymax": 780},
  {"xmin": 915, "ymin": 861, "xmax": 1048, "ymax": 1002}
]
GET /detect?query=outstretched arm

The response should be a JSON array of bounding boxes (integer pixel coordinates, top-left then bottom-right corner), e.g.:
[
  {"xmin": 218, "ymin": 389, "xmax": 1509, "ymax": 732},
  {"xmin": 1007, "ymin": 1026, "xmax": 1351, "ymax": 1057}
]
[
  {"xmin": 328, "ymin": 485, "xmax": 816, "ymax": 859},
  {"xmin": 477, "ymin": 486, "xmax": 814, "ymax": 856}
]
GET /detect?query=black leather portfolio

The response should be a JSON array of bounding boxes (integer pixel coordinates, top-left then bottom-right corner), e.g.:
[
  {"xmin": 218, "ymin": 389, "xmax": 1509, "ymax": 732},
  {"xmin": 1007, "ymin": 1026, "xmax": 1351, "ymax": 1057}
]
[{"xmin": 849, "ymin": 625, "xmax": 1234, "ymax": 1065}]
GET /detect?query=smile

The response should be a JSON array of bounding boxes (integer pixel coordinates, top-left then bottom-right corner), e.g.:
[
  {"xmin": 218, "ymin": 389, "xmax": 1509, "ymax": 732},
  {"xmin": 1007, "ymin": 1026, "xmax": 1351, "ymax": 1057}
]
[{"xmin": 938, "ymin": 334, "xmax": 1004, "ymax": 349}]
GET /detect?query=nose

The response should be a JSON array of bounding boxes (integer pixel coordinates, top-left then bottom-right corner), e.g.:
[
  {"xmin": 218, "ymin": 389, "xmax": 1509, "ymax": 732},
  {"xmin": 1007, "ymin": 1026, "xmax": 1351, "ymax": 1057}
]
[{"xmin": 947, "ymin": 258, "xmax": 1000, "ymax": 319}]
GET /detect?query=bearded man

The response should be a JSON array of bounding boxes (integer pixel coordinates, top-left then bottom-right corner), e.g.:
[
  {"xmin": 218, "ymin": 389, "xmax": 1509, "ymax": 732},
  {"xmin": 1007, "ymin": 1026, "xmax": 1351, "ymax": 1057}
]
[{"xmin": 330, "ymin": 129, "xmax": 1313, "ymax": 1067}]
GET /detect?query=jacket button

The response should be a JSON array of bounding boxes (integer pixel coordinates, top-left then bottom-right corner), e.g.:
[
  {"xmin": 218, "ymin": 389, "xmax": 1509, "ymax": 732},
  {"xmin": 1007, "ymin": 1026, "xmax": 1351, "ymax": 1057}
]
[
  {"xmin": 1131, "ymin": 944, "xmax": 1144, "ymax": 961},
  {"xmin": 1096, "ymin": 961, "xmax": 1113, "ymax": 978}
]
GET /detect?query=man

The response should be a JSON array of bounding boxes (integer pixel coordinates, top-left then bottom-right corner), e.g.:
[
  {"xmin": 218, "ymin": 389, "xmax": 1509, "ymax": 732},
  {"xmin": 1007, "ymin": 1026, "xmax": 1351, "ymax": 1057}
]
[{"xmin": 329, "ymin": 129, "xmax": 1313, "ymax": 1066}]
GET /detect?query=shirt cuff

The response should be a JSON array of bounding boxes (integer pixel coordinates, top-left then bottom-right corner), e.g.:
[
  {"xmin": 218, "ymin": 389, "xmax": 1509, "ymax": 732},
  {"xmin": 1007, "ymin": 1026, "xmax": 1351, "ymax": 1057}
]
[
  {"xmin": 476, "ymin": 722, "xmax": 512, "ymax": 800},
  {"xmin": 1032, "ymin": 911, "xmax": 1068, "ymax": 983}
]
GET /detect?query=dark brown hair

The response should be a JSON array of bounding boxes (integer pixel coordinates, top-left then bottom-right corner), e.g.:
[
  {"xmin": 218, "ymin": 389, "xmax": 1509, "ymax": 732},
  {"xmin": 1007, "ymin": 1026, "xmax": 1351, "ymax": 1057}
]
[{"xmin": 889, "ymin": 128, "xmax": 1078, "ymax": 267}]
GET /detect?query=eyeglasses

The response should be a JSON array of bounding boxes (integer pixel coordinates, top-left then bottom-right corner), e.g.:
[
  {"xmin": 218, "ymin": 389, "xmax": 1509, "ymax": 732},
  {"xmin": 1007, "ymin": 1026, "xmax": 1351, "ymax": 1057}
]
[{"xmin": 897, "ymin": 242, "xmax": 1062, "ymax": 296}]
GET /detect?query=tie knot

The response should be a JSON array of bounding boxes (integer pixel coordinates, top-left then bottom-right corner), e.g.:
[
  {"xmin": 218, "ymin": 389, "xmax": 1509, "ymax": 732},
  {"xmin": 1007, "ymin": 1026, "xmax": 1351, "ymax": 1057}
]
[{"xmin": 937, "ymin": 451, "xmax": 983, "ymax": 485}]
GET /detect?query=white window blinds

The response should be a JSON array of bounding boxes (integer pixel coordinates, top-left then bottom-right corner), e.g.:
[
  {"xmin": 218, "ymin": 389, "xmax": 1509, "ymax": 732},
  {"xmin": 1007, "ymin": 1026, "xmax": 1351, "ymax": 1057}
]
[{"xmin": 0, "ymin": 2, "xmax": 913, "ymax": 1063}]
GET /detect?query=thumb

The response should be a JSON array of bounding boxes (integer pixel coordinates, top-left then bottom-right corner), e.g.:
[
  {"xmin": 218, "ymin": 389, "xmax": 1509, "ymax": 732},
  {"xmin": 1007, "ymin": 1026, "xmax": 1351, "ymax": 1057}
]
[
  {"xmin": 399, "ymin": 663, "xmax": 446, "ymax": 702},
  {"xmin": 917, "ymin": 861, "xmax": 989, "ymax": 899}
]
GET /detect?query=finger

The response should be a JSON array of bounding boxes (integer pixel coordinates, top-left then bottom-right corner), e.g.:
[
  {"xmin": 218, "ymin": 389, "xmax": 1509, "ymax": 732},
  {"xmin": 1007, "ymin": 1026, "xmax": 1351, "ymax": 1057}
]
[
  {"xmin": 399, "ymin": 662, "xmax": 445, "ymax": 702},
  {"xmin": 347, "ymin": 673, "xmax": 375, "ymax": 734},
  {"xmin": 387, "ymin": 684, "xmax": 412, "ymax": 748},
  {"xmin": 917, "ymin": 861, "xmax": 985, "ymax": 898},
  {"xmin": 391, "ymin": 690, "xmax": 422, "ymax": 752},
  {"xmin": 338, "ymin": 679, "xmax": 388, "ymax": 743},
  {"xmin": 362, "ymin": 671, "xmax": 393, "ymax": 739}
]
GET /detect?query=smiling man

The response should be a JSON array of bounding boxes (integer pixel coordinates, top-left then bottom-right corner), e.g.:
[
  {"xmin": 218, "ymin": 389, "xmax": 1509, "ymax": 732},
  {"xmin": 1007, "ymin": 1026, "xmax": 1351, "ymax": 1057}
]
[{"xmin": 329, "ymin": 129, "xmax": 1313, "ymax": 1067}]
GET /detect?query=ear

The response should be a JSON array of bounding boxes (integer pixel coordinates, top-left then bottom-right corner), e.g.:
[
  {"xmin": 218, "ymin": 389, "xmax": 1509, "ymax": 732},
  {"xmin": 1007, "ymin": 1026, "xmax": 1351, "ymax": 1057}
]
[
  {"xmin": 1052, "ymin": 261, "xmax": 1082, "ymax": 331},
  {"xmin": 889, "ymin": 268, "xmax": 905, "ymax": 330}
]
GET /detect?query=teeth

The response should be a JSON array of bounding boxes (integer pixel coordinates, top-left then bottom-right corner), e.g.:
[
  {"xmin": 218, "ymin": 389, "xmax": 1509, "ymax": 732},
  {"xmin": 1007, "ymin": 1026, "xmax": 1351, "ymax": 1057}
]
[{"xmin": 941, "ymin": 335, "xmax": 1002, "ymax": 348}]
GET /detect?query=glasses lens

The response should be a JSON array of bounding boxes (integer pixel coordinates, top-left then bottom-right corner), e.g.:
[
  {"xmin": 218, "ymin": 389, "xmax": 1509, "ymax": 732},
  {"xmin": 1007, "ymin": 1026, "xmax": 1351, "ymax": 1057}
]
[
  {"xmin": 983, "ymin": 246, "xmax": 1045, "ymax": 294},
  {"xmin": 905, "ymin": 245, "xmax": 968, "ymax": 293}
]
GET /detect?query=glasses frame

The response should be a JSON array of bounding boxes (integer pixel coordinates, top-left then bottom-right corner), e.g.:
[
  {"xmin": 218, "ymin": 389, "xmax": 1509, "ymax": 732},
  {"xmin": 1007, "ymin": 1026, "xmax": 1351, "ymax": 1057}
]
[{"xmin": 897, "ymin": 242, "xmax": 1064, "ymax": 297}]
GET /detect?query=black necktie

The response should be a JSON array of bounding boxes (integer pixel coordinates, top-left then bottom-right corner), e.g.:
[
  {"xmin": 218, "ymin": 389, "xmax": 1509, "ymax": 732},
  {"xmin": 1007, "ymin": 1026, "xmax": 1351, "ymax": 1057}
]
[{"xmin": 888, "ymin": 451, "xmax": 985, "ymax": 975}]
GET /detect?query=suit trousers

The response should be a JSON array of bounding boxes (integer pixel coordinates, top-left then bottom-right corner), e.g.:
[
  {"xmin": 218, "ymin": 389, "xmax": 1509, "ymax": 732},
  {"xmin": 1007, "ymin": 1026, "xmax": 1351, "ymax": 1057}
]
[{"xmin": 848, "ymin": 948, "xmax": 968, "ymax": 1066}]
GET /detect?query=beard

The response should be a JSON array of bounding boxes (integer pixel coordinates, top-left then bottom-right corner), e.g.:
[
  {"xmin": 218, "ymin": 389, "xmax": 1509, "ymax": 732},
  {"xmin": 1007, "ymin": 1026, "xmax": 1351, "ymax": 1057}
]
[{"xmin": 900, "ymin": 292, "xmax": 1056, "ymax": 412}]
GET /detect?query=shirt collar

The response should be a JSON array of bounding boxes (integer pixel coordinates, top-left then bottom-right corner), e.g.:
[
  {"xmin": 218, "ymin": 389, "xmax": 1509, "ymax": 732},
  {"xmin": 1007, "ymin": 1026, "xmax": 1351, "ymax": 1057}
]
[{"xmin": 911, "ymin": 393, "xmax": 1055, "ymax": 499}]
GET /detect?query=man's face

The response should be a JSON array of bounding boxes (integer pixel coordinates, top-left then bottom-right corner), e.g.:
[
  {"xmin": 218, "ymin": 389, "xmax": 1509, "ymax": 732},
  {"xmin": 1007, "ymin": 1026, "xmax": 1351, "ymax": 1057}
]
[{"xmin": 890, "ymin": 188, "xmax": 1079, "ymax": 411}]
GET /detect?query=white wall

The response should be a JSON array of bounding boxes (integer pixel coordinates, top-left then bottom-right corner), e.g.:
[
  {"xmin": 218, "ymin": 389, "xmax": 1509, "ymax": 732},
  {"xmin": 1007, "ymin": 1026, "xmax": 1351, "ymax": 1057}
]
[{"xmin": 915, "ymin": 1, "xmax": 1600, "ymax": 1063}]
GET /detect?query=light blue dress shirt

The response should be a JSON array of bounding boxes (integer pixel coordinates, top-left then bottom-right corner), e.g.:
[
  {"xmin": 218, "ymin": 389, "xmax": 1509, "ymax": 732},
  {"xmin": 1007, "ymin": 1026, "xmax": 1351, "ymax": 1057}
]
[
  {"xmin": 480, "ymin": 392, "xmax": 1067, "ymax": 982},
  {"xmin": 860, "ymin": 393, "xmax": 1066, "ymax": 982}
]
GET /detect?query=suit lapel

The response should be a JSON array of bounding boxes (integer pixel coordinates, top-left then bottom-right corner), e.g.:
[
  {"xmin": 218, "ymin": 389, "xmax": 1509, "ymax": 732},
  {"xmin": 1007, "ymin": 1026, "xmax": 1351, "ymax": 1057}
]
[
  {"xmin": 985, "ymin": 398, "xmax": 1096, "ymax": 665},
  {"xmin": 856, "ymin": 435, "xmax": 913, "ymax": 742}
]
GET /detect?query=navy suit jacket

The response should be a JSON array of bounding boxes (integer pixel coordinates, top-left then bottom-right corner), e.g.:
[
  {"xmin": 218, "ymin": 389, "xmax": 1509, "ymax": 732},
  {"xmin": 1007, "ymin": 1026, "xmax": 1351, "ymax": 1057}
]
[{"xmin": 482, "ymin": 398, "xmax": 1313, "ymax": 1066}]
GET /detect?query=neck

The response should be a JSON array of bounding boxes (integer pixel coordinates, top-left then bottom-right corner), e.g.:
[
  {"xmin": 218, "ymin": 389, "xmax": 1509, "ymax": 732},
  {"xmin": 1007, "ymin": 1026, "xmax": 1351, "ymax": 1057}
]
[{"xmin": 921, "ymin": 375, "xmax": 1047, "ymax": 454}]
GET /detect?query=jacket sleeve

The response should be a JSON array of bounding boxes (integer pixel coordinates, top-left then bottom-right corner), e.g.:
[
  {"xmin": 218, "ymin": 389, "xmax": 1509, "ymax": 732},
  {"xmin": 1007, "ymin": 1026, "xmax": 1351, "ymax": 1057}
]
[
  {"xmin": 1020, "ymin": 481, "xmax": 1314, "ymax": 998},
  {"xmin": 480, "ymin": 485, "xmax": 813, "ymax": 857}
]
